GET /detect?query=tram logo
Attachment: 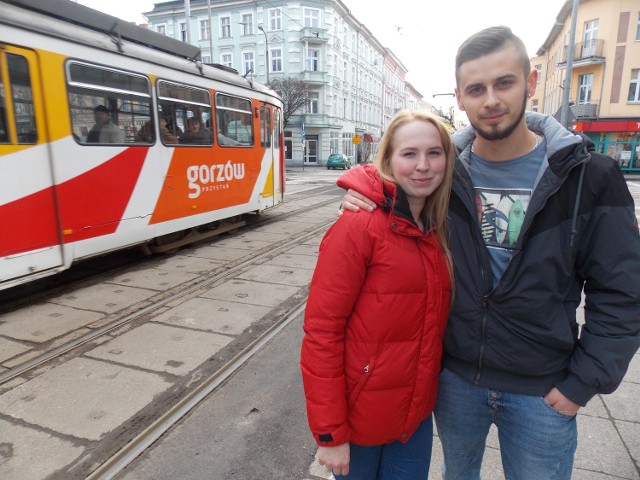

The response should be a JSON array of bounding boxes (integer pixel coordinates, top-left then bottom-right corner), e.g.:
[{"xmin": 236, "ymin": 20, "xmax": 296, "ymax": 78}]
[{"xmin": 187, "ymin": 162, "xmax": 246, "ymax": 198}]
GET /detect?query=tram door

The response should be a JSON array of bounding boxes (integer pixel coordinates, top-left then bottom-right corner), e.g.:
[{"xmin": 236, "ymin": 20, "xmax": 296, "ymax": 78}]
[
  {"xmin": 0, "ymin": 46, "xmax": 63, "ymax": 285},
  {"xmin": 259, "ymin": 103, "xmax": 281, "ymax": 206}
]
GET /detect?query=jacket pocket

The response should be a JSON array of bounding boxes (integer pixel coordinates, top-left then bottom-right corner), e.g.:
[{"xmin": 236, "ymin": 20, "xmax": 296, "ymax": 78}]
[{"xmin": 347, "ymin": 358, "xmax": 375, "ymax": 410}]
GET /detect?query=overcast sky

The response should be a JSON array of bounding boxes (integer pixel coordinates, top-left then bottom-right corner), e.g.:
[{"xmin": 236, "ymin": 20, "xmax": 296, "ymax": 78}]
[{"xmin": 76, "ymin": 0, "xmax": 567, "ymax": 112}]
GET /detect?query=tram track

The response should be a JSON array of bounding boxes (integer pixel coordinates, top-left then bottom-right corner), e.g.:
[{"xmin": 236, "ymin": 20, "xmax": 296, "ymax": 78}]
[
  {"xmin": 0, "ymin": 187, "xmax": 340, "ymax": 312},
  {"xmin": 0, "ymin": 193, "xmax": 339, "ymax": 388}
]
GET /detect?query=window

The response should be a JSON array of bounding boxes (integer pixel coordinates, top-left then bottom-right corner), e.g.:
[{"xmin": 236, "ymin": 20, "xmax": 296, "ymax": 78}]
[
  {"xmin": 308, "ymin": 91, "xmax": 319, "ymax": 114},
  {"xmin": 220, "ymin": 16, "xmax": 231, "ymax": 38},
  {"xmin": 629, "ymin": 69, "xmax": 640, "ymax": 102},
  {"xmin": 578, "ymin": 73, "xmax": 593, "ymax": 104},
  {"xmin": 221, "ymin": 53, "xmax": 233, "ymax": 68},
  {"xmin": 535, "ymin": 64, "xmax": 542, "ymax": 83},
  {"xmin": 156, "ymin": 25, "xmax": 166, "ymax": 35},
  {"xmin": 583, "ymin": 19, "xmax": 599, "ymax": 57},
  {"xmin": 306, "ymin": 48, "xmax": 320, "ymax": 71},
  {"xmin": 0, "ymin": 53, "xmax": 37, "ymax": 144},
  {"xmin": 636, "ymin": 13, "xmax": 640, "ymax": 41},
  {"xmin": 215, "ymin": 93, "xmax": 253, "ymax": 147},
  {"xmin": 180, "ymin": 22, "xmax": 187, "ymax": 42},
  {"xmin": 259, "ymin": 105, "xmax": 271, "ymax": 147},
  {"xmin": 243, "ymin": 52, "xmax": 255, "ymax": 76},
  {"xmin": 269, "ymin": 9, "xmax": 281, "ymax": 30},
  {"xmin": 200, "ymin": 19, "xmax": 210, "ymax": 40},
  {"xmin": 241, "ymin": 14, "xmax": 253, "ymax": 35},
  {"xmin": 304, "ymin": 8, "xmax": 320, "ymax": 28},
  {"xmin": 157, "ymin": 80, "xmax": 212, "ymax": 146},
  {"xmin": 67, "ymin": 62, "xmax": 151, "ymax": 145},
  {"xmin": 532, "ymin": 99, "xmax": 539, "ymax": 112},
  {"xmin": 271, "ymin": 48, "xmax": 282, "ymax": 72},
  {"xmin": 202, "ymin": 55, "xmax": 211, "ymax": 64}
]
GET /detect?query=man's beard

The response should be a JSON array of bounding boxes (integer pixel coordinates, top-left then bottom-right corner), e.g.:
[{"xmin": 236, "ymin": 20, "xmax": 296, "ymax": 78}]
[{"xmin": 472, "ymin": 91, "xmax": 528, "ymax": 141}]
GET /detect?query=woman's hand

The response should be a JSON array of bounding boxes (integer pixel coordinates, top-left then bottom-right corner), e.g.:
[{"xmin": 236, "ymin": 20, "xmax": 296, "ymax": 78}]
[
  {"xmin": 317, "ymin": 443, "xmax": 350, "ymax": 477},
  {"xmin": 339, "ymin": 189, "xmax": 377, "ymax": 215}
]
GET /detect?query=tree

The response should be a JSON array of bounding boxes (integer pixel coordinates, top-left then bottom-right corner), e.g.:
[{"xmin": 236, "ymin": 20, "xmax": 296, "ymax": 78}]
[{"xmin": 268, "ymin": 77, "xmax": 309, "ymax": 129}]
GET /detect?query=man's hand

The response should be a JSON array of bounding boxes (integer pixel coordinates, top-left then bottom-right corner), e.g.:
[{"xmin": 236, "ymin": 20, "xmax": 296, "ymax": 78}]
[
  {"xmin": 544, "ymin": 387, "xmax": 581, "ymax": 416},
  {"xmin": 339, "ymin": 189, "xmax": 377, "ymax": 215},
  {"xmin": 317, "ymin": 443, "xmax": 350, "ymax": 476}
]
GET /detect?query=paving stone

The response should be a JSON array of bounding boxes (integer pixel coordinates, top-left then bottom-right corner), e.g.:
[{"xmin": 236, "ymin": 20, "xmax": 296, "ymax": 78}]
[
  {"xmin": 0, "ymin": 338, "xmax": 31, "ymax": 363},
  {"xmin": 249, "ymin": 220, "xmax": 318, "ymax": 236},
  {"xmin": 105, "ymin": 267, "xmax": 199, "ymax": 290},
  {"xmin": 150, "ymin": 254, "xmax": 223, "ymax": 274},
  {"xmin": 201, "ymin": 279, "xmax": 302, "ymax": 307},
  {"xmin": 182, "ymin": 245, "xmax": 250, "ymax": 261},
  {"xmin": 574, "ymin": 415, "xmax": 638, "ymax": 478},
  {"xmin": 581, "ymin": 394, "xmax": 608, "ymax": 419},
  {"xmin": 49, "ymin": 283, "xmax": 155, "ymax": 314},
  {"xmin": 286, "ymin": 244, "xmax": 320, "ymax": 256},
  {"xmin": 602, "ymin": 381, "xmax": 640, "ymax": 423},
  {"xmin": 264, "ymin": 253, "xmax": 318, "ymax": 270},
  {"xmin": 151, "ymin": 297, "xmax": 272, "ymax": 335},
  {"xmin": 0, "ymin": 418, "xmax": 84, "ymax": 480},
  {"xmin": 616, "ymin": 419, "xmax": 640, "ymax": 475},
  {"xmin": 237, "ymin": 264, "xmax": 314, "ymax": 287},
  {"xmin": 0, "ymin": 357, "xmax": 170, "ymax": 441},
  {"xmin": 85, "ymin": 322, "xmax": 232, "ymax": 375},
  {"xmin": 0, "ymin": 303, "xmax": 104, "ymax": 343}
]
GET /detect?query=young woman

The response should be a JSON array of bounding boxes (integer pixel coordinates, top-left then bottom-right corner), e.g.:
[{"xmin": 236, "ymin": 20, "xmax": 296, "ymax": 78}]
[{"xmin": 300, "ymin": 110, "xmax": 456, "ymax": 479}]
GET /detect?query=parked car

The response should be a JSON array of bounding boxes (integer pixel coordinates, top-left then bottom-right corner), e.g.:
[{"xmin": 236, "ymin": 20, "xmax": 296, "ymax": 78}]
[{"xmin": 326, "ymin": 153, "xmax": 352, "ymax": 170}]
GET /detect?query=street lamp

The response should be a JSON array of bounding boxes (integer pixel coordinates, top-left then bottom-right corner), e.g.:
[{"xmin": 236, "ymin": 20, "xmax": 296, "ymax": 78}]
[{"xmin": 257, "ymin": 25, "xmax": 269, "ymax": 84}]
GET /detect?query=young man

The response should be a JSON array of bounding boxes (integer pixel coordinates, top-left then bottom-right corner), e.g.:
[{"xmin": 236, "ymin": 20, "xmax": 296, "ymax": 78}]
[
  {"xmin": 86, "ymin": 105, "xmax": 125, "ymax": 143},
  {"xmin": 340, "ymin": 26, "xmax": 640, "ymax": 479}
]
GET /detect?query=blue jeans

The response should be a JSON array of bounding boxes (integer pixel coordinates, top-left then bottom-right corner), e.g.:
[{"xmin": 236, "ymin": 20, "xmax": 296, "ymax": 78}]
[
  {"xmin": 434, "ymin": 369, "xmax": 577, "ymax": 480},
  {"xmin": 334, "ymin": 416, "xmax": 433, "ymax": 480}
]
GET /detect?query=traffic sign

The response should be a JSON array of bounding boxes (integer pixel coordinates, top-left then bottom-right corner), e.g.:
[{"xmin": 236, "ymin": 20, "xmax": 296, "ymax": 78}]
[
  {"xmin": 301, "ymin": 122, "xmax": 306, "ymax": 141},
  {"xmin": 352, "ymin": 133, "xmax": 361, "ymax": 145}
]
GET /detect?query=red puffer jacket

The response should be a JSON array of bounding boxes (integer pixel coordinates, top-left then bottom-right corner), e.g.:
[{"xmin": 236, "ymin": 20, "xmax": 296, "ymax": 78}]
[{"xmin": 300, "ymin": 165, "xmax": 451, "ymax": 447}]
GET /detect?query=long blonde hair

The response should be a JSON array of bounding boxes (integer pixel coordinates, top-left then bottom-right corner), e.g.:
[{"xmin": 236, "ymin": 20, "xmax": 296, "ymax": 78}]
[{"xmin": 375, "ymin": 109, "xmax": 456, "ymax": 281}]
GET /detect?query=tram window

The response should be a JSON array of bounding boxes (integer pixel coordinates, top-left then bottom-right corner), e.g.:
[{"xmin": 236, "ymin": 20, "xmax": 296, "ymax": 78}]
[
  {"xmin": 5, "ymin": 53, "xmax": 37, "ymax": 144},
  {"xmin": 273, "ymin": 109, "xmax": 281, "ymax": 149},
  {"xmin": 66, "ymin": 62, "xmax": 152, "ymax": 145},
  {"xmin": 215, "ymin": 93, "xmax": 253, "ymax": 147},
  {"xmin": 259, "ymin": 105, "xmax": 271, "ymax": 148},
  {"xmin": 157, "ymin": 80, "xmax": 212, "ymax": 146}
]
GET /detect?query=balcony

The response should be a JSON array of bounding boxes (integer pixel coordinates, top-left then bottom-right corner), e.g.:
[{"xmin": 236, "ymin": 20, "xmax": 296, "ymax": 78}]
[
  {"xmin": 298, "ymin": 70, "xmax": 329, "ymax": 84},
  {"xmin": 558, "ymin": 40, "xmax": 605, "ymax": 68},
  {"xmin": 571, "ymin": 102, "xmax": 599, "ymax": 119},
  {"xmin": 299, "ymin": 27, "xmax": 329, "ymax": 44}
]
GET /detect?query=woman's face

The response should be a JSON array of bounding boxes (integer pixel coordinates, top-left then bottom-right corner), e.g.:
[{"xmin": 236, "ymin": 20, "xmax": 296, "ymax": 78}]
[{"xmin": 390, "ymin": 120, "xmax": 447, "ymax": 203}]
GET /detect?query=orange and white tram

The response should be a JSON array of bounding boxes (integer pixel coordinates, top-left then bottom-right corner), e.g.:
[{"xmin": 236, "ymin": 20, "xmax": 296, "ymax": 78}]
[{"xmin": 0, "ymin": 0, "xmax": 286, "ymax": 291}]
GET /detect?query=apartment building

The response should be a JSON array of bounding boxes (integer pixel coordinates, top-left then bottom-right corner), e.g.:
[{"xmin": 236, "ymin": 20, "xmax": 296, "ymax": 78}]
[
  {"xmin": 145, "ymin": 0, "xmax": 419, "ymax": 166},
  {"xmin": 531, "ymin": 0, "xmax": 640, "ymax": 172}
]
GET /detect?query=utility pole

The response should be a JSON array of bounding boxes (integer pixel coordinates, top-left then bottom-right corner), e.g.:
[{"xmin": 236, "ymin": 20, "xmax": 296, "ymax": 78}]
[
  {"xmin": 184, "ymin": 0, "xmax": 191, "ymax": 44},
  {"xmin": 560, "ymin": 0, "xmax": 579, "ymax": 128}
]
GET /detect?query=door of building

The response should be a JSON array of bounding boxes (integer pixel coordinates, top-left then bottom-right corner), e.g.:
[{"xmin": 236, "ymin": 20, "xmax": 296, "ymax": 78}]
[{"xmin": 305, "ymin": 135, "xmax": 318, "ymax": 164}]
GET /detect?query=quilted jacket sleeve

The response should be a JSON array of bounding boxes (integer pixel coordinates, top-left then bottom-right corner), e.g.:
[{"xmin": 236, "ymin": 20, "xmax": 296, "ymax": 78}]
[{"xmin": 300, "ymin": 210, "xmax": 376, "ymax": 446}]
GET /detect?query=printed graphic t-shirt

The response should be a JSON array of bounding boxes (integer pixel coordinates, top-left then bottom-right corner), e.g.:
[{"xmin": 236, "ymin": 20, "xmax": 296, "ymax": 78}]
[{"xmin": 469, "ymin": 139, "xmax": 547, "ymax": 285}]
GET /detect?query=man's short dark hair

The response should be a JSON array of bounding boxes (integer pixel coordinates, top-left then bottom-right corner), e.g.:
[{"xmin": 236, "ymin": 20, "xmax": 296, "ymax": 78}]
[
  {"xmin": 455, "ymin": 26, "xmax": 531, "ymax": 85},
  {"xmin": 94, "ymin": 105, "xmax": 110, "ymax": 113}
]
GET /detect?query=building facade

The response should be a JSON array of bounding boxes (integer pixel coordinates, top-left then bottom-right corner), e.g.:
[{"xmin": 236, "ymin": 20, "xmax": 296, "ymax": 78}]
[
  {"xmin": 145, "ymin": 0, "xmax": 421, "ymax": 166},
  {"xmin": 531, "ymin": 0, "xmax": 640, "ymax": 172}
]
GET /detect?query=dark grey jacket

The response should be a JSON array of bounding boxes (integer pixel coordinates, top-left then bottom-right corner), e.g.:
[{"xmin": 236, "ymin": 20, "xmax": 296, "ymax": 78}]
[{"xmin": 444, "ymin": 112, "xmax": 640, "ymax": 406}]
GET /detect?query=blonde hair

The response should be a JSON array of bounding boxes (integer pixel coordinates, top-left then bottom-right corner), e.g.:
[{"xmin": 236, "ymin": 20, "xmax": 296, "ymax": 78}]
[{"xmin": 375, "ymin": 109, "xmax": 456, "ymax": 281}]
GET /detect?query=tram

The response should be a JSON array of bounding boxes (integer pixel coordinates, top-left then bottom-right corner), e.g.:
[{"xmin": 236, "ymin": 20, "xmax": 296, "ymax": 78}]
[{"xmin": 0, "ymin": 0, "xmax": 286, "ymax": 291}]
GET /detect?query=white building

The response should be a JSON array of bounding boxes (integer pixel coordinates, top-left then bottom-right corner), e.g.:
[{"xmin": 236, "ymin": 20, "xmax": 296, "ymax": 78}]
[{"xmin": 145, "ymin": 0, "xmax": 420, "ymax": 166}]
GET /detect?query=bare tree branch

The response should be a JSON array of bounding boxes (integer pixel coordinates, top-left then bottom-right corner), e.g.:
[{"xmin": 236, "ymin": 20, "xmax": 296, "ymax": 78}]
[{"xmin": 268, "ymin": 77, "xmax": 310, "ymax": 129}]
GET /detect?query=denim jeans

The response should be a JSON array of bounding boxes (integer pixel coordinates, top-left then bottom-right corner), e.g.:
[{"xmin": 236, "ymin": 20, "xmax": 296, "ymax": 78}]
[
  {"xmin": 434, "ymin": 369, "xmax": 577, "ymax": 480},
  {"xmin": 334, "ymin": 416, "xmax": 433, "ymax": 480}
]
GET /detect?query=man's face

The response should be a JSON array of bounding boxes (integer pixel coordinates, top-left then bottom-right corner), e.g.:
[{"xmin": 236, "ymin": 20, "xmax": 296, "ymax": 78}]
[
  {"xmin": 455, "ymin": 45, "xmax": 536, "ymax": 141},
  {"xmin": 94, "ymin": 111, "xmax": 109, "ymax": 125}
]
